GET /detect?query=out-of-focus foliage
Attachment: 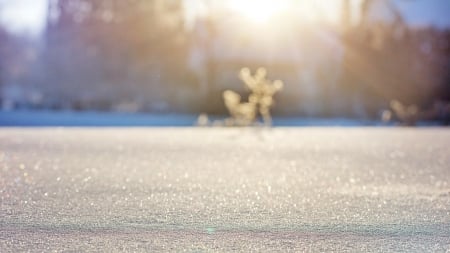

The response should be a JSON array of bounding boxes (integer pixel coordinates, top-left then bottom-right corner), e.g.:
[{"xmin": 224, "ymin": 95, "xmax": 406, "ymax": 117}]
[
  {"xmin": 223, "ymin": 90, "xmax": 257, "ymax": 126},
  {"xmin": 340, "ymin": 0, "xmax": 450, "ymax": 120},
  {"xmin": 0, "ymin": 0, "xmax": 449, "ymax": 125},
  {"xmin": 384, "ymin": 99, "xmax": 450, "ymax": 126},
  {"xmin": 239, "ymin": 67, "xmax": 283, "ymax": 125},
  {"xmin": 0, "ymin": 26, "xmax": 38, "ymax": 110},
  {"xmin": 223, "ymin": 67, "xmax": 283, "ymax": 126},
  {"xmin": 40, "ymin": 0, "xmax": 188, "ymax": 111},
  {"xmin": 389, "ymin": 100, "xmax": 419, "ymax": 126}
]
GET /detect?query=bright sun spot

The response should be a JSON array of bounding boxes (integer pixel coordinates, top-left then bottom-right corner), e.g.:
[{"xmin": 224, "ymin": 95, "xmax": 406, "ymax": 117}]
[
  {"xmin": 227, "ymin": 0, "xmax": 289, "ymax": 24},
  {"xmin": 0, "ymin": 0, "xmax": 48, "ymax": 34}
]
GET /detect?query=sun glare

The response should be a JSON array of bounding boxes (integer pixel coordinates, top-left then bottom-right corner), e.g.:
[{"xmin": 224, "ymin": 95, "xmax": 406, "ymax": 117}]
[{"xmin": 227, "ymin": 0, "xmax": 289, "ymax": 24}]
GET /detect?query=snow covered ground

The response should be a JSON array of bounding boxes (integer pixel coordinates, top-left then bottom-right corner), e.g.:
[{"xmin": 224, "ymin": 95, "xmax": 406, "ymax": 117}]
[
  {"xmin": 0, "ymin": 110, "xmax": 430, "ymax": 127},
  {"xmin": 0, "ymin": 128, "xmax": 449, "ymax": 252},
  {"xmin": 0, "ymin": 110, "xmax": 200, "ymax": 127}
]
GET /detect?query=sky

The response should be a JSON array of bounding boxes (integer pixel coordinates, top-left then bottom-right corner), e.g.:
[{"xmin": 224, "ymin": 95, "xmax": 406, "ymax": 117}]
[
  {"xmin": 0, "ymin": 0, "xmax": 449, "ymax": 36},
  {"xmin": 395, "ymin": 0, "xmax": 450, "ymax": 28},
  {"xmin": 0, "ymin": 0, "xmax": 48, "ymax": 35}
]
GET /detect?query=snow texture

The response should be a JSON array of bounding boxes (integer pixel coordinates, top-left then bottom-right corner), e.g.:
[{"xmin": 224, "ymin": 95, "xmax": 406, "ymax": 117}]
[{"xmin": 0, "ymin": 128, "xmax": 449, "ymax": 252}]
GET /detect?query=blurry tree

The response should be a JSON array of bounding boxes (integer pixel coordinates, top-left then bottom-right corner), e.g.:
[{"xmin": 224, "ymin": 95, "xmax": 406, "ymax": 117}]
[
  {"xmin": 0, "ymin": 26, "xmax": 6, "ymax": 90},
  {"xmin": 339, "ymin": 0, "xmax": 449, "ymax": 119},
  {"xmin": 0, "ymin": 24, "xmax": 38, "ymax": 109},
  {"xmin": 0, "ymin": 2, "xmax": 7, "ymax": 92},
  {"xmin": 41, "ymin": 0, "xmax": 188, "ymax": 111}
]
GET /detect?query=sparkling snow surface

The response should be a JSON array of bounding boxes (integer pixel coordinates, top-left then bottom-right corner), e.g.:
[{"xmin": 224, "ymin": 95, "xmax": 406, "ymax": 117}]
[{"xmin": 1, "ymin": 128, "xmax": 449, "ymax": 252}]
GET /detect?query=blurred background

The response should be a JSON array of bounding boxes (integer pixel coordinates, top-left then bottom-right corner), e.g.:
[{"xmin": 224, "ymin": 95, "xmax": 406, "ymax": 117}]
[{"xmin": 0, "ymin": 0, "xmax": 449, "ymax": 125}]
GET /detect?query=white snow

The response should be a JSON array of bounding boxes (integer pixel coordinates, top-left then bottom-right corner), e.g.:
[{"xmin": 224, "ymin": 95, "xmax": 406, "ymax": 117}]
[{"xmin": 0, "ymin": 128, "xmax": 449, "ymax": 252}]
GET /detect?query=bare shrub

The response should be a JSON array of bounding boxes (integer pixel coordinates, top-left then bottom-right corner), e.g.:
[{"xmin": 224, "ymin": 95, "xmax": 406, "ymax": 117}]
[{"xmin": 223, "ymin": 67, "xmax": 283, "ymax": 126}]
